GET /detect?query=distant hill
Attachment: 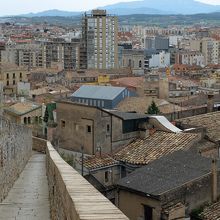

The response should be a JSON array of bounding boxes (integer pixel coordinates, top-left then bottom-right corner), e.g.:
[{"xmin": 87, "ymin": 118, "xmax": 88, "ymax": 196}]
[
  {"xmin": 7, "ymin": 0, "xmax": 220, "ymax": 17},
  {"xmin": 99, "ymin": 7, "xmax": 167, "ymax": 15},
  {"xmin": 101, "ymin": 0, "xmax": 220, "ymax": 15},
  {"xmin": 4, "ymin": 12, "xmax": 220, "ymax": 27},
  {"xmin": 19, "ymin": 9, "xmax": 82, "ymax": 17}
]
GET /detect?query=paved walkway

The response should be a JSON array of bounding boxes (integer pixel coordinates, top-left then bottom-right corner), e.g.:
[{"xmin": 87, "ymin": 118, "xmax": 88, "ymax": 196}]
[{"xmin": 0, "ymin": 153, "xmax": 50, "ymax": 220}]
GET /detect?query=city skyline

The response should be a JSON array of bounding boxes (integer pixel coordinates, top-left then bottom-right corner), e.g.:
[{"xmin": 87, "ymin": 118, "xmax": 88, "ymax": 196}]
[{"xmin": 0, "ymin": 0, "xmax": 219, "ymax": 16}]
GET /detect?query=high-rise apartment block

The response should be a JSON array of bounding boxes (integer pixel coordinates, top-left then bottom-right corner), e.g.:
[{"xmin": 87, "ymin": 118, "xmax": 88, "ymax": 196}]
[
  {"xmin": 144, "ymin": 36, "xmax": 169, "ymax": 52},
  {"xmin": 81, "ymin": 10, "xmax": 118, "ymax": 69},
  {"xmin": 42, "ymin": 39, "xmax": 80, "ymax": 70},
  {"xmin": 1, "ymin": 39, "xmax": 80, "ymax": 71}
]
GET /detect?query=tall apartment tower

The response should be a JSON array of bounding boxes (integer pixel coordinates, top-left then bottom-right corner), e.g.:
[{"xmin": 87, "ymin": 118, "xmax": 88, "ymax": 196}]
[{"xmin": 81, "ymin": 10, "xmax": 118, "ymax": 69}]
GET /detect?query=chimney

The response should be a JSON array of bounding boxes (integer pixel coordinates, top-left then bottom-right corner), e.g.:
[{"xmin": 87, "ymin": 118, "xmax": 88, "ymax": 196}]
[
  {"xmin": 140, "ymin": 129, "xmax": 149, "ymax": 139},
  {"xmin": 211, "ymin": 159, "xmax": 218, "ymax": 203},
  {"xmin": 207, "ymin": 93, "xmax": 214, "ymax": 113}
]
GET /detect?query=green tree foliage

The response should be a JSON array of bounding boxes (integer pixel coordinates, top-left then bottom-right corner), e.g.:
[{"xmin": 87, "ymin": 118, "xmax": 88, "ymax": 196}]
[{"xmin": 147, "ymin": 100, "xmax": 160, "ymax": 115}]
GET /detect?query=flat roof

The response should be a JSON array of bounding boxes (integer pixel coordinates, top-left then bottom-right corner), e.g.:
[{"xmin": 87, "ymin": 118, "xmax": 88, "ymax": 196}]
[
  {"xmin": 105, "ymin": 109, "xmax": 148, "ymax": 121},
  {"xmin": 5, "ymin": 101, "xmax": 41, "ymax": 116}
]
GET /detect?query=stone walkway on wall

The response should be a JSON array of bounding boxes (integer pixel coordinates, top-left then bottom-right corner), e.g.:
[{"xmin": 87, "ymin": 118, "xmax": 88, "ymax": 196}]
[{"xmin": 0, "ymin": 152, "xmax": 50, "ymax": 220}]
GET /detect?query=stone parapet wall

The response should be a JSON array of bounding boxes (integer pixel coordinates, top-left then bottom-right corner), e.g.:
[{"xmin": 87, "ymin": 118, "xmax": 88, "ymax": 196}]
[
  {"xmin": 32, "ymin": 136, "xmax": 47, "ymax": 153},
  {"xmin": 0, "ymin": 117, "xmax": 32, "ymax": 202},
  {"xmin": 46, "ymin": 142, "xmax": 129, "ymax": 220}
]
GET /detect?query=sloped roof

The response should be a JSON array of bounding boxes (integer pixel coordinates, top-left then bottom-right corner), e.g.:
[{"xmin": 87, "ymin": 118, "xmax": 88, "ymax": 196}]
[
  {"xmin": 117, "ymin": 97, "xmax": 184, "ymax": 114},
  {"xmin": 117, "ymin": 150, "xmax": 216, "ymax": 197},
  {"xmin": 201, "ymin": 201, "xmax": 220, "ymax": 220},
  {"xmin": 84, "ymin": 155, "xmax": 119, "ymax": 170},
  {"xmin": 177, "ymin": 111, "xmax": 220, "ymax": 142},
  {"xmin": 110, "ymin": 77, "xmax": 144, "ymax": 89},
  {"xmin": 114, "ymin": 131, "xmax": 198, "ymax": 165},
  {"xmin": 71, "ymin": 85, "xmax": 126, "ymax": 100}
]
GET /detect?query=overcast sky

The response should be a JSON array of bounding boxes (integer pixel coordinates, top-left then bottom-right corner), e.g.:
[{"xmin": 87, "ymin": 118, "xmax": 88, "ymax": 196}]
[{"xmin": 0, "ymin": 0, "xmax": 219, "ymax": 16}]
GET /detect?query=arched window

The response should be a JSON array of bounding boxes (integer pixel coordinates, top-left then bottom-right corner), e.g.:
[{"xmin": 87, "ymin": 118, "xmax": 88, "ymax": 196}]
[
  {"xmin": 24, "ymin": 117, "xmax": 27, "ymax": 124},
  {"xmin": 128, "ymin": 59, "xmax": 132, "ymax": 67},
  {"xmin": 28, "ymin": 117, "xmax": 31, "ymax": 124}
]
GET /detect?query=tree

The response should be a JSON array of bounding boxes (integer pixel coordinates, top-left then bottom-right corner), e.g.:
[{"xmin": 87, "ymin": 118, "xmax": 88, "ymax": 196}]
[{"xmin": 147, "ymin": 100, "xmax": 160, "ymax": 115}]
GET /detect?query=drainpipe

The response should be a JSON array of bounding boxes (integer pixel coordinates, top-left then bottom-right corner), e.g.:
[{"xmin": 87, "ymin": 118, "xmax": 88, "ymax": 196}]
[
  {"xmin": 212, "ymin": 159, "xmax": 218, "ymax": 203},
  {"xmin": 81, "ymin": 145, "xmax": 84, "ymax": 176}
]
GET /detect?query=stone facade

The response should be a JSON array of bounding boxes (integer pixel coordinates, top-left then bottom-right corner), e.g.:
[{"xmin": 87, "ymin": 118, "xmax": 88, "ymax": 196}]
[
  {"xmin": 0, "ymin": 117, "xmax": 32, "ymax": 202},
  {"xmin": 56, "ymin": 101, "xmax": 144, "ymax": 155},
  {"xmin": 117, "ymin": 172, "xmax": 220, "ymax": 220}
]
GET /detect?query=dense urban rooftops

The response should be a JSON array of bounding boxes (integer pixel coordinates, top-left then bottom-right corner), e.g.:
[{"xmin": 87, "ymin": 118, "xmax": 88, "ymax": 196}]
[
  {"xmin": 177, "ymin": 111, "xmax": 220, "ymax": 142},
  {"xmin": 117, "ymin": 150, "xmax": 218, "ymax": 197},
  {"xmin": 114, "ymin": 131, "xmax": 199, "ymax": 165}
]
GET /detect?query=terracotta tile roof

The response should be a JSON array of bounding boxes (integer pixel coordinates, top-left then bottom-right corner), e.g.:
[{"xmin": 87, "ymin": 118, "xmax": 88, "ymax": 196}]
[
  {"xmin": 114, "ymin": 131, "xmax": 199, "ymax": 165},
  {"xmin": 84, "ymin": 155, "xmax": 119, "ymax": 170},
  {"xmin": 177, "ymin": 112, "xmax": 220, "ymax": 142},
  {"xmin": 200, "ymin": 201, "xmax": 220, "ymax": 220},
  {"xmin": 169, "ymin": 76, "xmax": 199, "ymax": 87},
  {"xmin": 110, "ymin": 77, "xmax": 144, "ymax": 89},
  {"xmin": 197, "ymin": 139, "xmax": 217, "ymax": 151}
]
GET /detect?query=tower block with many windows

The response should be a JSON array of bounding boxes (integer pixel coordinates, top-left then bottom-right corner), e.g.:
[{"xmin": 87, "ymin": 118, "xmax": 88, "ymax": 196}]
[{"xmin": 81, "ymin": 10, "xmax": 118, "ymax": 69}]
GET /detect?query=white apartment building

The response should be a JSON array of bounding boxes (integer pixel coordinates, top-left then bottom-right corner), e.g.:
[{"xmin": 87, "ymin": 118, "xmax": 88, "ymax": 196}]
[
  {"xmin": 149, "ymin": 51, "xmax": 170, "ymax": 68},
  {"xmin": 175, "ymin": 50, "xmax": 205, "ymax": 66}
]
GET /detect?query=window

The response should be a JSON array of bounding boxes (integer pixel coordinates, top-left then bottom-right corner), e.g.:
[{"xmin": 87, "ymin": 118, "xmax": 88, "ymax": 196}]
[
  {"xmin": 6, "ymin": 73, "xmax": 9, "ymax": 79},
  {"xmin": 107, "ymin": 124, "xmax": 110, "ymax": 132},
  {"xmin": 13, "ymin": 80, "xmax": 15, "ymax": 85},
  {"xmin": 128, "ymin": 59, "xmax": 132, "ymax": 67},
  {"xmin": 139, "ymin": 60, "xmax": 142, "ymax": 68},
  {"xmin": 28, "ymin": 117, "xmax": 31, "ymax": 124},
  {"xmin": 24, "ymin": 117, "xmax": 27, "ymax": 124},
  {"xmin": 6, "ymin": 81, "xmax": 9, "ymax": 86},
  {"xmin": 87, "ymin": 125, "xmax": 91, "ymax": 133},
  {"xmin": 105, "ymin": 171, "xmax": 109, "ymax": 182},
  {"xmin": 61, "ymin": 120, "xmax": 66, "ymax": 128},
  {"xmin": 75, "ymin": 124, "xmax": 79, "ymax": 131},
  {"xmin": 13, "ymin": 73, "xmax": 15, "ymax": 79},
  {"xmin": 144, "ymin": 205, "xmax": 153, "ymax": 220},
  {"xmin": 20, "ymin": 72, "xmax": 22, "ymax": 78}
]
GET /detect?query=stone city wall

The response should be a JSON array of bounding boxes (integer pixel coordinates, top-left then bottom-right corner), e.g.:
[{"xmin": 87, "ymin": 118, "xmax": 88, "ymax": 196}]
[
  {"xmin": 46, "ymin": 142, "xmax": 129, "ymax": 220},
  {"xmin": 32, "ymin": 136, "xmax": 47, "ymax": 153},
  {"xmin": 0, "ymin": 117, "xmax": 32, "ymax": 202}
]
